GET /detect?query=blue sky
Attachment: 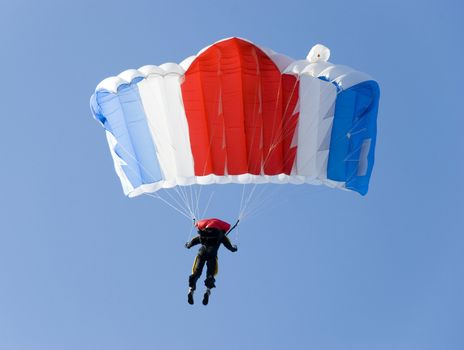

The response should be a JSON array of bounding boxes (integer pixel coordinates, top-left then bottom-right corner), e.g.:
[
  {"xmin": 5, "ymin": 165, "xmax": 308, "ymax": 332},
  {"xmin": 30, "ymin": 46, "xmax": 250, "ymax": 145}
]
[{"xmin": 0, "ymin": 0, "xmax": 463, "ymax": 349}]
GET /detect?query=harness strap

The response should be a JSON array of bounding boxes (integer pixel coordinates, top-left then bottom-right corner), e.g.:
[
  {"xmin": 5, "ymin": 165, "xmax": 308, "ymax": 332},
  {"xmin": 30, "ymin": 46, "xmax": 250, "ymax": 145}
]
[{"xmin": 226, "ymin": 219, "xmax": 240, "ymax": 236}]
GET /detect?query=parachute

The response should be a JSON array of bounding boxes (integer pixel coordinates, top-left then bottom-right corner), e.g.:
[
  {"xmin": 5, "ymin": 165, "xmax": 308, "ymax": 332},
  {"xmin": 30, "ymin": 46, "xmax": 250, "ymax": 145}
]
[{"xmin": 90, "ymin": 37, "xmax": 380, "ymax": 218}]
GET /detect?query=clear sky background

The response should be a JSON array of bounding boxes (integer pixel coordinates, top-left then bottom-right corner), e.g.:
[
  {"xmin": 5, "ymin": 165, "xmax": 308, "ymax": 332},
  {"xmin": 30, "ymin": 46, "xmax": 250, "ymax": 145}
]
[{"xmin": 0, "ymin": 1, "xmax": 463, "ymax": 349}]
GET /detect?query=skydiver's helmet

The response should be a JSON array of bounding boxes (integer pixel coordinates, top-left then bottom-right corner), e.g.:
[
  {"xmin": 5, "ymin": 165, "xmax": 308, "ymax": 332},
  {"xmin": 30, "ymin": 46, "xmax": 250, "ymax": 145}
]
[{"xmin": 198, "ymin": 227, "xmax": 223, "ymax": 244}]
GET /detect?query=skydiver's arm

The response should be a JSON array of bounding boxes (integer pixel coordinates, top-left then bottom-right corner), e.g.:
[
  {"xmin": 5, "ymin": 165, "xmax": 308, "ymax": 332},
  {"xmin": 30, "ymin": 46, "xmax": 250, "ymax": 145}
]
[
  {"xmin": 185, "ymin": 236, "xmax": 200, "ymax": 249},
  {"xmin": 222, "ymin": 236, "xmax": 238, "ymax": 252}
]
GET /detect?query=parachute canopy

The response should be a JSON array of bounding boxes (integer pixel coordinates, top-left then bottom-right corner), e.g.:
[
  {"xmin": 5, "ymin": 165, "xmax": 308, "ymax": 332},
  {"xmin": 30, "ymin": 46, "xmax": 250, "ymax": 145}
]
[
  {"xmin": 91, "ymin": 37, "xmax": 380, "ymax": 196},
  {"xmin": 195, "ymin": 218, "xmax": 231, "ymax": 232}
]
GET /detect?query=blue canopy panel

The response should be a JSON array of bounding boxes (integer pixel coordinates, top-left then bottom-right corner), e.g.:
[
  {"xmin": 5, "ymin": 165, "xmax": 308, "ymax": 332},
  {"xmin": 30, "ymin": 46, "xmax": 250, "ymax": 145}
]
[
  {"xmin": 327, "ymin": 80, "xmax": 380, "ymax": 195},
  {"xmin": 90, "ymin": 79, "xmax": 162, "ymax": 191}
]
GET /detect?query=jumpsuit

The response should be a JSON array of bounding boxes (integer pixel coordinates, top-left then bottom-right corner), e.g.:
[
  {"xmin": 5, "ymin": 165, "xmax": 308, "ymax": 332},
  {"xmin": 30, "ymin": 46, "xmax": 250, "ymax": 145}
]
[{"xmin": 186, "ymin": 228, "xmax": 237, "ymax": 289}]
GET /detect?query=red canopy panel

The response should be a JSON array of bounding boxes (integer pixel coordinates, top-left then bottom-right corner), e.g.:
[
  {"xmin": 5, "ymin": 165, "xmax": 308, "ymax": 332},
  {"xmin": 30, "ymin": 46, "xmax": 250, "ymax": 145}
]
[{"xmin": 181, "ymin": 38, "xmax": 299, "ymax": 177}]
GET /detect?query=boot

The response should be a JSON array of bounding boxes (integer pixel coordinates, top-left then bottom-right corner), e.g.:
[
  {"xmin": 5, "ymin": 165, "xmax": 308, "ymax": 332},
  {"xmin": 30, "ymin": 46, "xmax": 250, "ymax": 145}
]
[
  {"xmin": 202, "ymin": 288, "xmax": 211, "ymax": 305},
  {"xmin": 187, "ymin": 287, "xmax": 194, "ymax": 305}
]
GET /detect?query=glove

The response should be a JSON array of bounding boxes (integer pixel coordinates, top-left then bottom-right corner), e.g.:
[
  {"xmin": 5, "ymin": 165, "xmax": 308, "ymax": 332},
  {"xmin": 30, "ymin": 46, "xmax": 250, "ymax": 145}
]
[
  {"xmin": 185, "ymin": 242, "xmax": 190, "ymax": 249},
  {"xmin": 232, "ymin": 245, "xmax": 238, "ymax": 252}
]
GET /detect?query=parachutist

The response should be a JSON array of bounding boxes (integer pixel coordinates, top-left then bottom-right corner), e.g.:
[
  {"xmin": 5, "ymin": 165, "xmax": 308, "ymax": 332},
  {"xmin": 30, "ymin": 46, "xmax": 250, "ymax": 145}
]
[{"xmin": 185, "ymin": 218, "xmax": 238, "ymax": 305}]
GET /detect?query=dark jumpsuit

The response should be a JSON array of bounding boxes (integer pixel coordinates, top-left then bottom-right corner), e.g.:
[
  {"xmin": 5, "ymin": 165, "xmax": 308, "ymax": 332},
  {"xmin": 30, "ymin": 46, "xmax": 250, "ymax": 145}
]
[{"xmin": 186, "ymin": 228, "xmax": 237, "ymax": 290}]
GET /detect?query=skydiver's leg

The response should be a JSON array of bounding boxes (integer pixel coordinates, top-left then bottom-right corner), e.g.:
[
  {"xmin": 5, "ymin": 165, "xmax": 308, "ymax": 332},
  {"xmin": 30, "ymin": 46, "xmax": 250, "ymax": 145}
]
[
  {"xmin": 202, "ymin": 257, "xmax": 217, "ymax": 305},
  {"xmin": 204, "ymin": 256, "xmax": 217, "ymax": 289},
  {"xmin": 189, "ymin": 254, "xmax": 206, "ymax": 291}
]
